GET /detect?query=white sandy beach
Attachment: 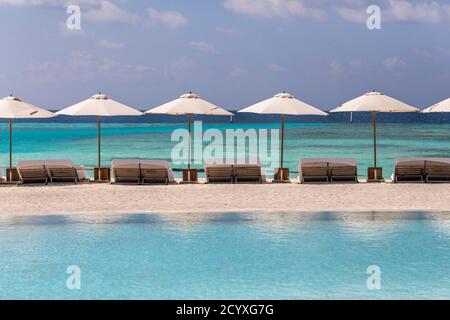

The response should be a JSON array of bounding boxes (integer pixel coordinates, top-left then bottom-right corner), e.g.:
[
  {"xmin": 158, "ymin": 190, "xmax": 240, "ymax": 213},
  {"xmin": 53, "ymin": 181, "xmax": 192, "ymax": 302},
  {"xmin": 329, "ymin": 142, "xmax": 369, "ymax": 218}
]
[{"xmin": 1, "ymin": 182, "xmax": 450, "ymax": 216}]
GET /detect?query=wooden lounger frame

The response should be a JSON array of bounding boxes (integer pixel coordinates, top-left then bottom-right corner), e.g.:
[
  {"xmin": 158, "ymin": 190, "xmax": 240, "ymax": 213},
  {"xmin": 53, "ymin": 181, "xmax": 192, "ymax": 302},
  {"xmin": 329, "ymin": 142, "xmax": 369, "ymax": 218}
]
[
  {"xmin": 18, "ymin": 167, "xmax": 49, "ymax": 185},
  {"xmin": 394, "ymin": 165, "xmax": 424, "ymax": 183},
  {"xmin": 205, "ymin": 165, "xmax": 234, "ymax": 183},
  {"xmin": 204, "ymin": 164, "xmax": 262, "ymax": 184},
  {"xmin": 301, "ymin": 162, "xmax": 358, "ymax": 183},
  {"xmin": 113, "ymin": 168, "xmax": 141, "ymax": 184},
  {"xmin": 330, "ymin": 166, "xmax": 358, "ymax": 182},
  {"xmin": 301, "ymin": 165, "xmax": 329, "ymax": 183},
  {"xmin": 233, "ymin": 165, "xmax": 263, "ymax": 184},
  {"xmin": 48, "ymin": 167, "xmax": 79, "ymax": 184},
  {"xmin": 19, "ymin": 165, "xmax": 80, "ymax": 185},
  {"xmin": 112, "ymin": 165, "xmax": 170, "ymax": 185},
  {"xmin": 425, "ymin": 161, "xmax": 450, "ymax": 183},
  {"xmin": 141, "ymin": 167, "xmax": 169, "ymax": 185},
  {"xmin": 394, "ymin": 160, "xmax": 450, "ymax": 183}
]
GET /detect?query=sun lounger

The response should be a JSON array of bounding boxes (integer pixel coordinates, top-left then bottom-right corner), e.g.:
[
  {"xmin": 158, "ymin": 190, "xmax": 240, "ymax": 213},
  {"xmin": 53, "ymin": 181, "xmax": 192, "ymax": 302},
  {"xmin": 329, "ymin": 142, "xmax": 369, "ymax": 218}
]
[
  {"xmin": 234, "ymin": 164, "xmax": 263, "ymax": 183},
  {"xmin": 393, "ymin": 158, "xmax": 425, "ymax": 183},
  {"xmin": 299, "ymin": 160, "xmax": 329, "ymax": 183},
  {"xmin": 329, "ymin": 159, "xmax": 358, "ymax": 182},
  {"xmin": 17, "ymin": 160, "xmax": 84, "ymax": 184},
  {"xmin": 204, "ymin": 162, "xmax": 234, "ymax": 183},
  {"xmin": 140, "ymin": 160, "xmax": 171, "ymax": 185},
  {"xmin": 111, "ymin": 159, "xmax": 175, "ymax": 185},
  {"xmin": 299, "ymin": 158, "xmax": 358, "ymax": 183},
  {"xmin": 112, "ymin": 160, "xmax": 142, "ymax": 184},
  {"xmin": 45, "ymin": 160, "xmax": 81, "ymax": 183},
  {"xmin": 393, "ymin": 158, "xmax": 450, "ymax": 183},
  {"xmin": 17, "ymin": 163, "xmax": 48, "ymax": 184},
  {"xmin": 425, "ymin": 159, "xmax": 450, "ymax": 182}
]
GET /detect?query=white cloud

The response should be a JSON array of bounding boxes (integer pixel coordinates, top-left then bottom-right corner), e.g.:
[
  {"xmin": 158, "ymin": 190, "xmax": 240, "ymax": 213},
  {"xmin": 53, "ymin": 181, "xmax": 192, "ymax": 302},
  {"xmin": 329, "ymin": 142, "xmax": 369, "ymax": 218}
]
[
  {"xmin": 413, "ymin": 47, "xmax": 450, "ymax": 57},
  {"xmin": 84, "ymin": 1, "xmax": 140, "ymax": 24},
  {"xmin": 329, "ymin": 59, "xmax": 364, "ymax": 75},
  {"xmin": 223, "ymin": 0, "xmax": 326, "ymax": 21},
  {"xmin": 165, "ymin": 57, "xmax": 196, "ymax": 79},
  {"xmin": 0, "ymin": 1, "xmax": 188, "ymax": 29},
  {"xmin": 330, "ymin": 61, "xmax": 344, "ymax": 74},
  {"xmin": 334, "ymin": 6, "xmax": 366, "ymax": 23},
  {"xmin": 383, "ymin": 57, "xmax": 406, "ymax": 71},
  {"xmin": 0, "ymin": 0, "xmax": 101, "ymax": 7},
  {"xmin": 335, "ymin": 0, "xmax": 450, "ymax": 24},
  {"xmin": 216, "ymin": 26, "xmax": 243, "ymax": 36},
  {"xmin": 4, "ymin": 0, "xmax": 450, "ymax": 25},
  {"xmin": 0, "ymin": 0, "xmax": 54, "ymax": 5},
  {"xmin": 265, "ymin": 63, "xmax": 285, "ymax": 72},
  {"xmin": 386, "ymin": 0, "xmax": 444, "ymax": 23},
  {"xmin": 0, "ymin": 0, "xmax": 141, "ymax": 25},
  {"xmin": 436, "ymin": 47, "xmax": 450, "ymax": 56},
  {"xmin": 190, "ymin": 41, "xmax": 217, "ymax": 54},
  {"xmin": 97, "ymin": 39, "xmax": 124, "ymax": 49},
  {"xmin": 58, "ymin": 21, "xmax": 86, "ymax": 37},
  {"xmin": 147, "ymin": 7, "xmax": 188, "ymax": 29},
  {"xmin": 229, "ymin": 66, "xmax": 247, "ymax": 78},
  {"xmin": 349, "ymin": 59, "xmax": 362, "ymax": 68},
  {"xmin": 27, "ymin": 50, "xmax": 151, "ymax": 83}
]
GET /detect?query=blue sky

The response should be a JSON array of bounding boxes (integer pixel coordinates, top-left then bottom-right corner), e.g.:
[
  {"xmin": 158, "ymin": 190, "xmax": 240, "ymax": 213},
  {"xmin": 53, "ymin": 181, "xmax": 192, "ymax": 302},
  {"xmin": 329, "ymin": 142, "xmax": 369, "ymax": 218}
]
[{"xmin": 0, "ymin": 0, "xmax": 449, "ymax": 111}]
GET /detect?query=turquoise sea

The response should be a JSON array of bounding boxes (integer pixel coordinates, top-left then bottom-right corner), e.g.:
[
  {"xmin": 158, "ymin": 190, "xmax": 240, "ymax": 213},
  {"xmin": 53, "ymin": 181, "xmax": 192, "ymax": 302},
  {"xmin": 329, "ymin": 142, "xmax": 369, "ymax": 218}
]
[{"xmin": 1, "ymin": 114, "xmax": 450, "ymax": 178}]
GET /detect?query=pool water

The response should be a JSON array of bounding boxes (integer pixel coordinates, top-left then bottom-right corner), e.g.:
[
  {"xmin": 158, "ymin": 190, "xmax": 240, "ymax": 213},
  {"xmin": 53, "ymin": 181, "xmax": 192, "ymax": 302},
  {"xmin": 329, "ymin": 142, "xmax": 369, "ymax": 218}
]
[{"xmin": 1, "ymin": 212, "xmax": 450, "ymax": 300}]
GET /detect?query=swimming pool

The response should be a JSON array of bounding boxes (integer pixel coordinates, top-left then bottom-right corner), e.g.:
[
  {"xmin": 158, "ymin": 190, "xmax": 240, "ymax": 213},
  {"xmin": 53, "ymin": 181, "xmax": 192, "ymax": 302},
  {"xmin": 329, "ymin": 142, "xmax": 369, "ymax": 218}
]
[{"xmin": 1, "ymin": 212, "xmax": 450, "ymax": 299}]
